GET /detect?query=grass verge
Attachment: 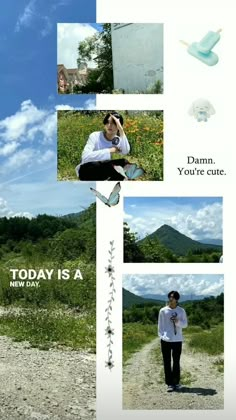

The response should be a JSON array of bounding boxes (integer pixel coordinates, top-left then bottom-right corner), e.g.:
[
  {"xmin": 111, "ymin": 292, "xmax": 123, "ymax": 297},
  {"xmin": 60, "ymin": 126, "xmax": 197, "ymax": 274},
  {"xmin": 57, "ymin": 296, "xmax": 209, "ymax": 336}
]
[
  {"xmin": 0, "ymin": 310, "xmax": 96, "ymax": 352},
  {"xmin": 123, "ymin": 323, "xmax": 157, "ymax": 364},
  {"xmin": 185, "ymin": 323, "xmax": 223, "ymax": 356}
]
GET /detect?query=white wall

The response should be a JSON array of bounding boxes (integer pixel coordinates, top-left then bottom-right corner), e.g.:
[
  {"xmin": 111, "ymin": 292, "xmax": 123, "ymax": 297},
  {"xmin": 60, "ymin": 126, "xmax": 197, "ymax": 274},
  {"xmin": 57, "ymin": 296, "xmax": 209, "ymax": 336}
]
[{"xmin": 111, "ymin": 23, "xmax": 163, "ymax": 93}]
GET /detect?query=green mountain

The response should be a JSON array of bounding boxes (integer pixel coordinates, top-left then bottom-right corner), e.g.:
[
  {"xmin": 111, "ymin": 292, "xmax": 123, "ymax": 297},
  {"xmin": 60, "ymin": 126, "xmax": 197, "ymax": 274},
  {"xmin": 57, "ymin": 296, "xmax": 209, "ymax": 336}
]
[
  {"xmin": 123, "ymin": 288, "xmax": 164, "ymax": 309},
  {"xmin": 138, "ymin": 224, "xmax": 222, "ymax": 256},
  {"xmin": 62, "ymin": 202, "xmax": 96, "ymax": 226}
]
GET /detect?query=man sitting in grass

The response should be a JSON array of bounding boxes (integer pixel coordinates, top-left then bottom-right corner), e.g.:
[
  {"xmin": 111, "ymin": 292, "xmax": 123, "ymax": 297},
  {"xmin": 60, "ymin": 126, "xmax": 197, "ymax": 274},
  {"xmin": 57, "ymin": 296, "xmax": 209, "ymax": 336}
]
[
  {"xmin": 158, "ymin": 291, "xmax": 188, "ymax": 392},
  {"xmin": 76, "ymin": 112, "xmax": 130, "ymax": 181}
]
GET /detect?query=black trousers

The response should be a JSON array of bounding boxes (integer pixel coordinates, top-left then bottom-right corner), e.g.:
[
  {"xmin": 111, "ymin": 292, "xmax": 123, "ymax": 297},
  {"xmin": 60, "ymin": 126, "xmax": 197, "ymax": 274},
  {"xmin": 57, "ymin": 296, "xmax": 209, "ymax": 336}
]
[
  {"xmin": 78, "ymin": 159, "xmax": 130, "ymax": 181},
  {"xmin": 161, "ymin": 340, "xmax": 182, "ymax": 386}
]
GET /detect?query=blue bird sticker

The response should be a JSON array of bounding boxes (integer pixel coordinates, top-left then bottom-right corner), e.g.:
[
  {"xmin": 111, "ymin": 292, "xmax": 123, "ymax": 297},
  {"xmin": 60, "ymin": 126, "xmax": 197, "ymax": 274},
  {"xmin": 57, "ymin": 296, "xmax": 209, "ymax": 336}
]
[{"xmin": 90, "ymin": 182, "xmax": 121, "ymax": 207}]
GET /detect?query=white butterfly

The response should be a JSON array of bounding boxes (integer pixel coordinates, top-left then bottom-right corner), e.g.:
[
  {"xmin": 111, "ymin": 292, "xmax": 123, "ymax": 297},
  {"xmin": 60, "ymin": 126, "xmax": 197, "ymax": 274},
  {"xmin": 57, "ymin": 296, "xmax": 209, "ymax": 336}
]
[{"xmin": 90, "ymin": 182, "xmax": 121, "ymax": 207}]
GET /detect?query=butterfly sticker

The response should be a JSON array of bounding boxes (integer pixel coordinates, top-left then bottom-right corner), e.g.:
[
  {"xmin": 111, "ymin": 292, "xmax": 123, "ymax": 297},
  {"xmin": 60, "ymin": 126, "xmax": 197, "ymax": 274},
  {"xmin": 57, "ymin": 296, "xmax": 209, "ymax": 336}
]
[
  {"xmin": 90, "ymin": 182, "xmax": 121, "ymax": 207},
  {"xmin": 113, "ymin": 163, "xmax": 145, "ymax": 180}
]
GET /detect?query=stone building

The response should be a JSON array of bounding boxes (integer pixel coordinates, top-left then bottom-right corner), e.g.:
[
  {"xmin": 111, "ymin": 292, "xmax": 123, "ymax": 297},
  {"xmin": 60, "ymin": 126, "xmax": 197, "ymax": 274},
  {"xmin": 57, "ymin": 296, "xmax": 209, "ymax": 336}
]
[
  {"xmin": 57, "ymin": 64, "xmax": 90, "ymax": 93},
  {"xmin": 57, "ymin": 64, "xmax": 69, "ymax": 93}
]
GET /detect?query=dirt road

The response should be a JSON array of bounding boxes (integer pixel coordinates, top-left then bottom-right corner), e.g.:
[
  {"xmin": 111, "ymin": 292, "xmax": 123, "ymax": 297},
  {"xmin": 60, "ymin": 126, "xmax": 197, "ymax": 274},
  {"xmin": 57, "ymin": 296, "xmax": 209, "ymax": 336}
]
[
  {"xmin": 0, "ymin": 336, "xmax": 96, "ymax": 420},
  {"xmin": 123, "ymin": 337, "xmax": 224, "ymax": 410}
]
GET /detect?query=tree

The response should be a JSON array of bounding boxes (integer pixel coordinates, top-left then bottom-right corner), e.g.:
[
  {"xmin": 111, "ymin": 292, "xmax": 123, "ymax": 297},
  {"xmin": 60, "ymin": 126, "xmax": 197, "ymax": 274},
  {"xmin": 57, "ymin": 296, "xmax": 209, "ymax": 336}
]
[
  {"xmin": 124, "ymin": 223, "xmax": 145, "ymax": 262},
  {"xmin": 138, "ymin": 237, "xmax": 178, "ymax": 262},
  {"xmin": 77, "ymin": 24, "xmax": 113, "ymax": 93}
]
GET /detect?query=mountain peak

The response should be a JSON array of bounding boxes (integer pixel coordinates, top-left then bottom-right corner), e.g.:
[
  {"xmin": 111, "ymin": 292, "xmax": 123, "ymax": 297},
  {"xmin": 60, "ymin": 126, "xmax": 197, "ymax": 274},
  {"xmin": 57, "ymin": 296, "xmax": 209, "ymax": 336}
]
[{"xmin": 140, "ymin": 223, "xmax": 222, "ymax": 256}]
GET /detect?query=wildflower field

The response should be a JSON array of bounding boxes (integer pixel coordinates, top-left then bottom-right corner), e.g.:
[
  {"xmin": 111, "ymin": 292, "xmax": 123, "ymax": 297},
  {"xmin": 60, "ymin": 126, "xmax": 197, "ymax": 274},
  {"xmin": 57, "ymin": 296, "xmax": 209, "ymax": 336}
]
[{"xmin": 57, "ymin": 111, "xmax": 163, "ymax": 181}]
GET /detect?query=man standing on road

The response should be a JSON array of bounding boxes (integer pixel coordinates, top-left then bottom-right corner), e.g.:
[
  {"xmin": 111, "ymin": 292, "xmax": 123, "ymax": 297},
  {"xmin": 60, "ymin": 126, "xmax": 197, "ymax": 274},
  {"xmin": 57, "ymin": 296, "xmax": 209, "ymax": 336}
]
[{"xmin": 158, "ymin": 291, "xmax": 188, "ymax": 392}]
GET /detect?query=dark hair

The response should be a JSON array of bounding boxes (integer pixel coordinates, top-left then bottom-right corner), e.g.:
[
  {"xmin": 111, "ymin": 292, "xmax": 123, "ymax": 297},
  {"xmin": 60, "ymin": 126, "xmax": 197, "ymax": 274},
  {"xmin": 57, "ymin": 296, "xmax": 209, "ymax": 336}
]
[
  {"xmin": 168, "ymin": 291, "xmax": 180, "ymax": 301},
  {"xmin": 103, "ymin": 112, "xmax": 124, "ymax": 126}
]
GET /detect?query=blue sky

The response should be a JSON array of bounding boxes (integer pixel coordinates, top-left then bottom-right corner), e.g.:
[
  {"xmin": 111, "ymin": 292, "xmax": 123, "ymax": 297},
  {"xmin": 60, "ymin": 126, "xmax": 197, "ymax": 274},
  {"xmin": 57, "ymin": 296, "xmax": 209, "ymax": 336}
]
[
  {"xmin": 0, "ymin": 0, "xmax": 96, "ymax": 217},
  {"xmin": 57, "ymin": 23, "xmax": 102, "ymax": 68},
  {"xmin": 124, "ymin": 197, "xmax": 223, "ymax": 241},
  {"xmin": 123, "ymin": 274, "xmax": 224, "ymax": 298}
]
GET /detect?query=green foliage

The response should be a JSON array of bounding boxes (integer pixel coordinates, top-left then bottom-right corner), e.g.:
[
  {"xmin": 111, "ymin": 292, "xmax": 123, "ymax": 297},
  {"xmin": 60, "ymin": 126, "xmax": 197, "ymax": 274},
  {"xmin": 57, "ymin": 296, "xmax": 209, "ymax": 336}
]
[
  {"xmin": 0, "ymin": 310, "xmax": 95, "ymax": 351},
  {"xmin": 146, "ymin": 80, "xmax": 163, "ymax": 94},
  {"xmin": 0, "ymin": 214, "xmax": 76, "ymax": 243},
  {"xmin": 122, "ymin": 287, "xmax": 163, "ymax": 309},
  {"xmin": 123, "ymin": 223, "xmax": 146, "ymax": 262},
  {"xmin": 213, "ymin": 357, "xmax": 224, "ymax": 373},
  {"xmin": 123, "ymin": 323, "xmax": 157, "ymax": 363},
  {"xmin": 58, "ymin": 111, "xmax": 163, "ymax": 181},
  {"xmin": 123, "ymin": 305, "xmax": 161, "ymax": 324},
  {"xmin": 123, "ymin": 294, "xmax": 224, "ymax": 331},
  {"xmin": 0, "ymin": 205, "xmax": 96, "ymax": 351},
  {"xmin": 124, "ymin": 222, "xmax": 222, "ymax": 263},
  {"xmin": 187, "ymin": 323, "xmax": 224, "ymax": 355},
  {"xmin": 0, "ymin": 204, "xmax": 96, "ymax": 309},
  {"xmin": 77, "ymin": 24, "xmax": 113, "ymax": 93},
  {"xmin": 138, "ymin": 237, "xmax": 178, "ymax": 262}
]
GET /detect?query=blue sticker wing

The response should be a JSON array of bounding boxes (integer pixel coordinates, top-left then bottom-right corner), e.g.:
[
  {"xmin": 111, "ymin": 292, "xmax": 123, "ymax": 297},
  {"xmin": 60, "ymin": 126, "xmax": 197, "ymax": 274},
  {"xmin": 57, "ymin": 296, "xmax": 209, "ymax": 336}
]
[
  {"xmin": 124, "ymin": 164, "xmax": 145, "ymax": 180},
  {"xmin": 113, "ymin": 165, "xmax": 127, "ymax": 179},
  {"xmin": 107, "ymin": 182, "xmax": 121, "ymax": 206},
  {"xmin": 90, "ymin": 187, "xmax": 109, "ymax": 206}
]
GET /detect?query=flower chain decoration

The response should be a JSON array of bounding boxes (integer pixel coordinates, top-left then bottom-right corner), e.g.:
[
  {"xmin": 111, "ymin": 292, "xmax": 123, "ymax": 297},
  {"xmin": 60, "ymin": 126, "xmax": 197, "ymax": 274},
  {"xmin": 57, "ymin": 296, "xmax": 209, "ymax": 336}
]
[{"xmin": 105, "ymin": 240, "xmax": 116, "ymax": 370}]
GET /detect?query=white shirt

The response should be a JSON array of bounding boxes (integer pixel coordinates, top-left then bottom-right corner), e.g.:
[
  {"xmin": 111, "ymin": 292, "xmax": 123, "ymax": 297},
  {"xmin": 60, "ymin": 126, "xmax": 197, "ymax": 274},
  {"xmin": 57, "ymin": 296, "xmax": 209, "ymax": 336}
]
[
  {"xmin": 75, "ymin": 131, "xmax": 130, "ymax": 175},
  {"xmin": 158, "ymin": 305, "xmax": 188, "ymax": 342}
]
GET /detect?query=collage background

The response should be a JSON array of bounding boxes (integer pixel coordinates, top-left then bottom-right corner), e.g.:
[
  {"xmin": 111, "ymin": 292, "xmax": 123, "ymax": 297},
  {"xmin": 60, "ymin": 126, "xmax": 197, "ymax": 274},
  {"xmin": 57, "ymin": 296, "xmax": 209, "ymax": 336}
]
[
  {"xmin": 0, "ymin": 0, "xmax": 235, "ymax": 418},
  {"xmin": 96, "ymin": 0, "xmax": 235, "ymax": 419}
]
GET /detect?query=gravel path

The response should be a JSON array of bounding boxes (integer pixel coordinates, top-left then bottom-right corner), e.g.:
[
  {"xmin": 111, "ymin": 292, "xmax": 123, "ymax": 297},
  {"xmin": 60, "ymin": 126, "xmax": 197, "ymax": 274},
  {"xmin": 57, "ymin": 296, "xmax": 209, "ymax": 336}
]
[
  {"xmin": 123, "ymin": 337, "xmax": 224, "ymax": 410},
  {"xmin": 0, "ymin": 336, "xmax": 96, "ymax": 420}
]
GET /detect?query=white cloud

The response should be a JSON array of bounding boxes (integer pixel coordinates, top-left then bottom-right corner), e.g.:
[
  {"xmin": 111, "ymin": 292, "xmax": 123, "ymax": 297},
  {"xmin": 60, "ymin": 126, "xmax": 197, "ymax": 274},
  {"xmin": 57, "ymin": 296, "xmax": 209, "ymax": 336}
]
[
  {"xmin": 0, "ymin": 100, "xmax": 47, "ymax": 142},
  {"xmin": 0, "ymin": 99, "xmax": 95, "ymax": 177},
  {"xmin": 0, "ymin": 142, "xmax": 19, "ymax": 156},
  {"xmin": 40, "ymin": 16, "xmax": 53, "ymax": 38},
  {"xmin": 33, "ymin": 113, "xmax": 57, "ymax": 143},
  {"xmin": 3, "ymin": 149, "xmax": 35, "ymax": 171},
  {"xmin": 123, "ymin": 274, "xmax": 224, "ymax": 297},
  {"xmin": 0, "ymin": 181, "xmax": 96, "ymax": 217},
  {"xmin": 15, "ymin": 0, "xmax": 36, "ymax": 32},
  {"xmin": 15, "ymin": 0, "xmax": 53, "ymax": 38},
  {"xmin": 84, "ymin": 99, "xmax": 96, "ymax": 110},
  {"xmin": 55, "ymin": 99, "xmax": 96, "ymax": 112},
  {"xmin": 125, "ymin": 200, "xmax": 222, "ymax": 241},
  {"xmin": 55, "ymin": 105, "xmax": 75, "ymax": 111},
  {"xmin": 0, "ymin": 197, "xmax": 33, "ymax": 219},
  {"xmin": 0, "ymin": 100, "xmax": 57, "ymax": 155},
  {"xmin": 37, "ymin": 150, "xmax": 55, "ymax": 164},
  {"xmin": 124, "ymin": 212, "xmax": 133, "ymax": 220},
  {"xmin": 57, "ymin": 23, "xmax": 98, "ymax": 68},
  {"xmin": 1, "ymin": 148, "xmax": 55, "ymax": 174}
]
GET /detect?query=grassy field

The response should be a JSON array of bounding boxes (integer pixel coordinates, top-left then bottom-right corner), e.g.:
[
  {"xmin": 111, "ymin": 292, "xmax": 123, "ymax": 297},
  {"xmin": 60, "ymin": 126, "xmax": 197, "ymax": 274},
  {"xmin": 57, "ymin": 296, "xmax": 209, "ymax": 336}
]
[
  {"xmin": 123, "ymin": 323, "xmax": 224, "ymax": 375},
  {"xmin": 0, "ymin": 309, "xmax": 95, "ymax": 352},
  {"xmin": 185, "ymin": 324, "xmax": 224, "ymax": 355},
  {"xmin": 0, "ymin": 258, "xmax": 96, "ymax": 352},
  {"xmin": 123, "ymin": 323, "xmax": 157, "ymax": 363},
  {"xmin": 122, "ymin": 323, "xmax": 197, "ymax": 385},
  {"xmin": 57, "ymin": 111, "xmax": 163, "ymax": 181}
]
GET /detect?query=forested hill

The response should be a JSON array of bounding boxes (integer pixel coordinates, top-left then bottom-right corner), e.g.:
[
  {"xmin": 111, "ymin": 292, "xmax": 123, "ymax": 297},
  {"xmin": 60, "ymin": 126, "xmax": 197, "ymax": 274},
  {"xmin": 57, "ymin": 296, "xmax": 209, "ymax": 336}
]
[
  {"xmin": 123, "ymin": 288, "xmax": 164, "ymax": 309},
  {"xmin": 0, "ymin": 203, "xmax": 96, "ymax": 263},
  {"xmin": 139, "ymin": 224, "xmax": 222, "ymax": 256},
  {"xmin": 0, "ymin": 203, "xmax": 96, "ymax": 243},
  {"xmin": 123, "ymin": 292, "xmax": 224, "ymax": 329},
  {"xmin": 62, "ymin": 202, "xmax": 96, "ymax": 227},
  {"xmin": 0, "ymin": 203, "xmax": 96, "ymax": 307}
]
